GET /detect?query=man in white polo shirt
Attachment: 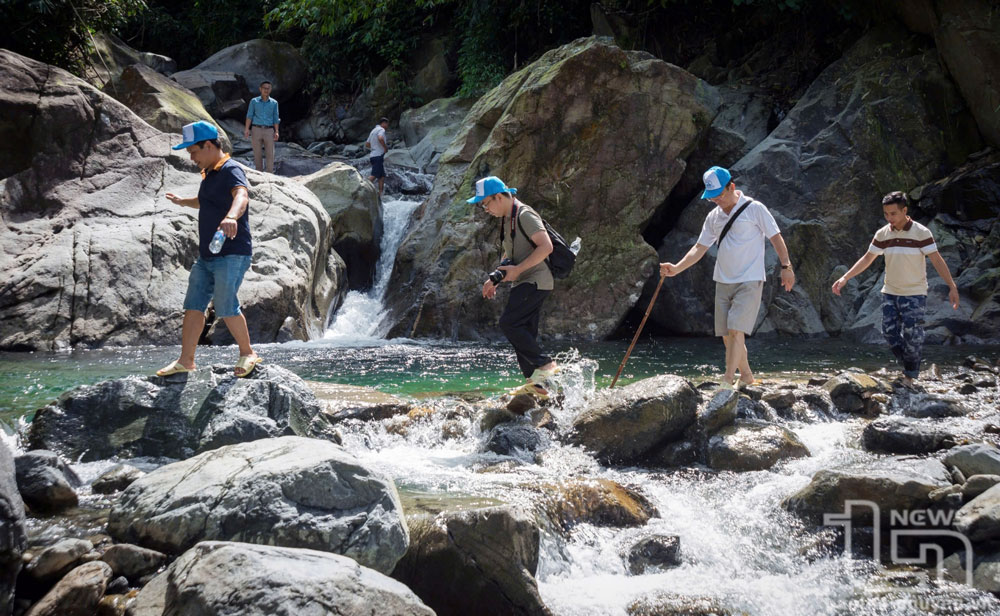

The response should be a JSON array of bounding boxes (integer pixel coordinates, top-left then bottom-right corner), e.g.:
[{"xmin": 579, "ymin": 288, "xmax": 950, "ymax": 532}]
[
  {"xmin": 661, "ymin": 166, "xmax": 795, "ymax": 388},
  {"xmin": 832, "ymin": 191, "xmax": 960, "ymax": 386}
]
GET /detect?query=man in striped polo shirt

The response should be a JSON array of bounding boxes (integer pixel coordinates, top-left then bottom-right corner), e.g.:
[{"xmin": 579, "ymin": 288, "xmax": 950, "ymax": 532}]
[{"xmin": 832, "ymin": 191, "xmax": 960, "ymax": 386}]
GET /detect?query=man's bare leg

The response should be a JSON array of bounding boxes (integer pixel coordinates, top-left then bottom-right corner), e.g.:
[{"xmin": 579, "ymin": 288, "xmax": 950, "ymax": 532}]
[
  {"xmin": 177, "ymin": 310, "xmax": 206, "ymax": 369},
  {"xmin": 723, "ymin": 330, "xmax": 750, "ymax": 385},
  {"xmin": 222, "ymin": 313, "xmax": 257, "ymax": 375},
  {"xmin": 378, "ymin": 177, "xmax": 385, "ymax": 197}
]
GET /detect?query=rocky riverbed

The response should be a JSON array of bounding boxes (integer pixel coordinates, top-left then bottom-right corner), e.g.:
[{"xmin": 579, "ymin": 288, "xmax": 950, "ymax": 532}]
[{"xmin": 4, "ymin": 351, "xmax": 1000, "ymax": 615}]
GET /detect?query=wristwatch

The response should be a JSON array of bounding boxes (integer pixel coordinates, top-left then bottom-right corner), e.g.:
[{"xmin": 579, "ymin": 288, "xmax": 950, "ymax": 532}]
[
  {"xmin": 225, "ymin": 215, "xmax": 237, "ymax": 220},
  {"xmin": 781, "ymin": 263, "xmax": 793, "ymax": 270}
]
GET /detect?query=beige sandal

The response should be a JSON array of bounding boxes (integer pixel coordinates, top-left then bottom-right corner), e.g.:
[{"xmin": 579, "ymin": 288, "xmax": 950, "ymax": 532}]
[
  {"xmin": 235, "ymin": 355, "xmax": 262, "ymax": 378},
  {"xmin": 156, "ymin": 361, "xmax": 193, "ymax": 377}
]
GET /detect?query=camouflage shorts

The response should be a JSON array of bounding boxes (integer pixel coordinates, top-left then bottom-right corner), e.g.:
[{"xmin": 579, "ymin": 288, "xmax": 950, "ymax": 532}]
[{"xmin": 882, "ymin": 294, "xmax": 926, "ymax": 378}]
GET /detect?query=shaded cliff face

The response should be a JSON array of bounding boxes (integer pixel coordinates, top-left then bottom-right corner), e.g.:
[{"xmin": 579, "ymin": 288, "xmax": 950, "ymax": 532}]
[
  {"xmin": 646, "ymin": 27, "xmax": 996, "ymax": 342},
  {"xmin": 382, "ymin": 37, "xmax": 719, "ymax": 341},
  {"xmin": 0, "ymin": 50, "xmax": 345, "ymax": 351}
]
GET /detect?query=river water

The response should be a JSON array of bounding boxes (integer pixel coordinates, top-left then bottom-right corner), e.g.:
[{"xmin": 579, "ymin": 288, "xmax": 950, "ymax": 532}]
[{"xmin": 3, "ymin": 197, "xmax": 1000, "ymax": 615}]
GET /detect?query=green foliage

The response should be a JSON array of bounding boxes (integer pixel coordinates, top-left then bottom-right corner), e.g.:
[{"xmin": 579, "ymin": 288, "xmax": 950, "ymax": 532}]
[
  {"xmin": 267, "ymin": 0, "xmax": 593, "ymax": 99},
  {"xmin": 0, "ymin": 0, "xmax": 146, "ymax": 72},
  {"xmin": 120, "ymin": 0, "xmax": 283, "ymax": 69}
]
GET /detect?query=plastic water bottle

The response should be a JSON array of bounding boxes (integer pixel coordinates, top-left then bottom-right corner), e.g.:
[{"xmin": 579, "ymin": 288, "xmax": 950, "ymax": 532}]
[
  {"xmin": 569, "ymin": 237, "xmax": 582, "ymax": 255},
  {"xmin": 209, "ymin": 230, "xmax": 226, "ymax": 254}
]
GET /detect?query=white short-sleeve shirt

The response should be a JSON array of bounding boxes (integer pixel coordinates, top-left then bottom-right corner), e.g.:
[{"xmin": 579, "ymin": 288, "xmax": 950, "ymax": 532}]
[
  {"xmin": 367, "ymin": 125, "xmax": 386, "ymax": 156},
  {"xmin": 696, "ymin": 192, "xmax": 781, "ymax": 283}
]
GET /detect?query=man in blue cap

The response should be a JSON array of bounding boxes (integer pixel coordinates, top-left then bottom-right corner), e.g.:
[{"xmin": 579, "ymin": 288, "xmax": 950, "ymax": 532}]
[
  {"xmin": 157, "ymin": 120, "xmax": 262, "ymax": 378},
  {"xmin": 469, "ymin": 176, "xmax": 559, "ymax": 398},
  {"xmin": 660, "ymin": 166, "xmax": 795, "ymax": 388}
]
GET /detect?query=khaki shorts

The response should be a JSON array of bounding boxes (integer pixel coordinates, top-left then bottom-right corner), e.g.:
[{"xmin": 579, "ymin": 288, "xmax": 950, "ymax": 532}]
[{"xmin": 715, "ymin": 280, "xmax": 763, "ymax": 336}]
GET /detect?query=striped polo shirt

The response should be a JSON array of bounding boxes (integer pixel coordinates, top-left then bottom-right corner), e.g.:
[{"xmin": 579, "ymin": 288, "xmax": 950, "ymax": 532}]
[{"xmin": 868, "ymin": 219, "xmax": 937, "ymax": 296}]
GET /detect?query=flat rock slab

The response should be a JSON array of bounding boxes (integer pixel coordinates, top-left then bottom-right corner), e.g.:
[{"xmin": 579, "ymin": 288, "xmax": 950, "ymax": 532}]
[
  {"xmin": 129, "ymin": 541, "xmax": 433, "ymax": 616},
  {"xmin": 861, "ymin": 416, "xmax": 959, "ymax": 454},
  {"xmin": 107, "ymin": 436, "xmax": 408, "ymax": 574},
  {"xmin": 783, "ymin": 458, "xmax": 953, "ymax": 525},
  {"xmin": 29, "ymin": 365, "xmax": 323, "ymax": 461}
]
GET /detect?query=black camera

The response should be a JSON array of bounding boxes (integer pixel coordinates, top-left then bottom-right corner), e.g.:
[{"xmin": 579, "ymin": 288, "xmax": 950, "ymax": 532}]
[{"xmin": 488, "ymin": 259, "xmax": 514, "ymax": 284}]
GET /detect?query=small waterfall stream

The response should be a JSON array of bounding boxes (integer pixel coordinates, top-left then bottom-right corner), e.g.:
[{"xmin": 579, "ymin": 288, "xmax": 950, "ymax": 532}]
[{"xmin": 323, "ymin": 198, "xmax": 420, "ymax": 342}]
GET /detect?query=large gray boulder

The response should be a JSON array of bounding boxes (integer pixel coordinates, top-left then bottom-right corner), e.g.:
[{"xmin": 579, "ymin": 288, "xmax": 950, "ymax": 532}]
[
  {"xmin": 129, "ymin": 541, "xmax": 433, "ymax": 616},
  {"xmin": 650, "ymin": 27, "xmax": 982, "ymax": 338},
  {"xmin": 107, "ymin": 437, "xmax": 409, "ymax": 574},
  {"xmin": 0, "ymin": 50, "xmax": 347, "ymax": 351},
  {"xmin": 0, "ymin": 441, "xmax": 26, "ymax": 615},
  {"xmin": 179, "ymin": 39, "xmax": 307, "ymax": 102},
  {"xmin": 783, "ymin": 458, "xmax": 953, "ymax": 525},
  {"xmin": 301, "ymin": 163, "xmax": 383, "ymax": 289},
  {"xmin": 168, "ymin": 69, "xmax": 250, "ymax": 119},
  {"xmin": 81, "ymin": 32, "xmax": 175, "ymax": 88},
  {"xmin": 383, "ymin": 36, "xmax": 719, "ymax": 340},
  {"xmin": 392, "ymin": 507, "xmax": 551, "ymax": 616},
  {"xmin": 568, "ymin": 375, "xmax": 700, "ymax": 465},
  {"xmin": 409, "ymin": 37, "xmax": 456, "ymax": 103},
  {"xmin": 399, "ymin": 96, "xmax": 475, "ymax": 173},
  {"xmin": 105, "ymin": 63, "xmax": 232, "ymax": 152},
  {"xmin": 28, "ymin": 364, "xmax": 323, "ymax": 461}
]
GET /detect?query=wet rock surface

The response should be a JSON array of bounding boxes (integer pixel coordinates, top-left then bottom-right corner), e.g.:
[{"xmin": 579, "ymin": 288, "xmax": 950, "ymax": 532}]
[
  {"xmin": 391, "ymin": 507, "xmax": 550, "ymax": 616},
  {"xmin": 106, "ymin": 436, "xmax": 409, "ymax": 574},
  {"xmin": 28, "ymin": 365, "xmax": 322, "ymax": 461},
  {"xmin": 129, "ymin": 541, "xmax": 433, "ymax": 616}
]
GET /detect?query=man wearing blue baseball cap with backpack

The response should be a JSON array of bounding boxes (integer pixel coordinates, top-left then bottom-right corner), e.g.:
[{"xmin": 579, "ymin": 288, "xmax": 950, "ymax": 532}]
[
  {"xmin": 157, "ymin": 120, "xmax": 262, "ymax": 379},
  {"xmin": 660, "ymin": 166, "xmax": 795, "ymax": 389},
  {"xmin": 470, "ymin": 176, "xmax": 559, "ymax": 399}
]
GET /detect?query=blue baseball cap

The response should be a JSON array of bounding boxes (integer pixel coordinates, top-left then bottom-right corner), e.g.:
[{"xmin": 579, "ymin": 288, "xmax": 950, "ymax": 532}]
[
  {"xmin": 467, "ymin": 176, "xmax": 517, "ymax": 204},
  {"xmin": 172, "ymin": 121, "xmax": 219, "ymax": 150},
  {"xmin": 701, "ymin": 165, "xmax": 732, "ymax": 199}
]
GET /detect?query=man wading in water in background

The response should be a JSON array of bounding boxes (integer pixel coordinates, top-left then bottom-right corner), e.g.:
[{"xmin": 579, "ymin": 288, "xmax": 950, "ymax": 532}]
[
  {"xmin": 660, "ymin": 166, "xmax": 795, "ymax": 388},
  {"xmin": 832, "ymin": 191, "xmax": 960, "ymax": 388},
  {"xmin": 470, "ymin": 176, "xmax": 559, "ymax": 399}
]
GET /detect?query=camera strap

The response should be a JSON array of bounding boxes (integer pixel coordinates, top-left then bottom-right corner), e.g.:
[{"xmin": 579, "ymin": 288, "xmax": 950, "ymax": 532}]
[{"xmin": 500, "ymin": 201, "xmax": 520, "ymax": 243}]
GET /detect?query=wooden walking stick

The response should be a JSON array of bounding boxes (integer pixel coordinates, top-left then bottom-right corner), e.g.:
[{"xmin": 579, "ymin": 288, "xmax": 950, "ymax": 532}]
[{"xmin": 611, "ymin": 274, "xmax": 665, "ymax": 388}]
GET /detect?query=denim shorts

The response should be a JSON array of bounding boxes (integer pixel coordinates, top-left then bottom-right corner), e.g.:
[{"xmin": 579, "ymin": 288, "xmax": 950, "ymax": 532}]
[{"xmin": 183, "ymin": 255, "xmax": 251, "ymax": 317}]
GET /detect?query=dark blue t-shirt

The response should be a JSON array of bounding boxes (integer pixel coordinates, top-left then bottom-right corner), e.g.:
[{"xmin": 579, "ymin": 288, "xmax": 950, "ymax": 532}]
[{"xmin": 197, "ymin": 158, "xmax": 251, "ymax": 260}]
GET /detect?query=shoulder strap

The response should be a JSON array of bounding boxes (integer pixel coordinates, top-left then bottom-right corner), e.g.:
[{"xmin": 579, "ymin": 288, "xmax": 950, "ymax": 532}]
[
  {"xmin": 719, "ymin": 200, "xmax": 752, "ymax": 244},
  {"xmin": 516, "ymin": 208, "xmax": 537, "ymax": 248}
]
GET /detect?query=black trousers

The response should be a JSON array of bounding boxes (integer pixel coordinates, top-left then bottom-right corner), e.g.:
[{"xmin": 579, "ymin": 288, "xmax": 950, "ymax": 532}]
[{"xmin": 499, "ymin": 283, "xmax": 552, "ymax": 379}]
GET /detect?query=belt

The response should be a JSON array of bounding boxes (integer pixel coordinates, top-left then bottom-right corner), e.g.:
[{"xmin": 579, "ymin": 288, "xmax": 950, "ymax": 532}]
[{"xmin": 251, "ymin": 124, "xmax": 272, "ymax": 128}]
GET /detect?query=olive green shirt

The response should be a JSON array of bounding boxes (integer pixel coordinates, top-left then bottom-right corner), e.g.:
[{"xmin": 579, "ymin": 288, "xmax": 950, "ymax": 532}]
[{"xmin": 502, "ymin": 201, "xmax": 554, "ymax": 291}]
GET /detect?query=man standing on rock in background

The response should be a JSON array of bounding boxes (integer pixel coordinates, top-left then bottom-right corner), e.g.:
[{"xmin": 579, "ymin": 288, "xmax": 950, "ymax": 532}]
[
  {"xmin": 159, "ymin": 121, "xmax": 262, "ymax": 379},
  {"xmin": 832, "ymin": 191, "xmax": 960, "ymax": 388},
  {"xmin": 661, "ymin": 166, "xmax": 795, "ymax": 388},
  {"xmin": 471, "ymin": 176, "xmax": 559, "ymax": 398},
  {"xmin": 244, "ymin": 80, "xmax": 280, "ymax": 173},
  {"xmin": 366, "ymin": 117, "xmax": 390, "ymax": 197}
]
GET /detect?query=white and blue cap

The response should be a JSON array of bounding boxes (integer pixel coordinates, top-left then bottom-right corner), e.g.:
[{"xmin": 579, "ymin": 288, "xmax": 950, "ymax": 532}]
[
  {"xmin": 172, "ymin": 120, "xmax": 219, "ymax": 150},
  {"xmin": 701, "ymin": 165, "xmax": 732, "ymax": 199},
  {"xmin": 467, "ymin": 176, "xmax": 517, "ymax": 204}
]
